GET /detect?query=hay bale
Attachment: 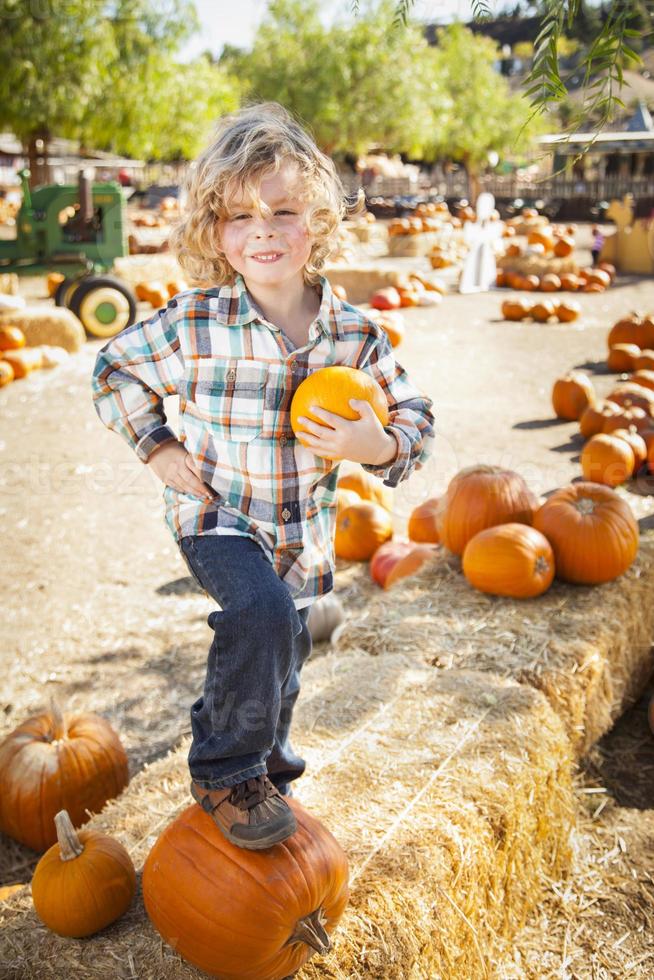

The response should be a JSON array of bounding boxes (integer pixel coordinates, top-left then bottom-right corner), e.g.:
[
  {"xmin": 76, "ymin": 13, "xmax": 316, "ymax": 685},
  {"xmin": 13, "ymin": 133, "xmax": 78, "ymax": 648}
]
[
  {"xmin": 497, "ymin": 254, "xmax": 579, "ymax": 277},
  {"xmin": 388, "ymin": 232, "xmax": 443, "ymax": 257},
  {"xmin": 333, "ymin": 535, "xmax": 654, "ymax": 757},
  {"xmin": 0, "ymin": 306, "xmax": 86, "ymax": 353},
  {"xmin": 344, "ymin": 221, "xmax": 388, "ymax": 245},
  {"xmin": 0, "ymin": 656, "xmax": 574, "ymax": 979},
  {"xmin": 323, "ymin": 265, "xmax": 409, "ymax": 304}
]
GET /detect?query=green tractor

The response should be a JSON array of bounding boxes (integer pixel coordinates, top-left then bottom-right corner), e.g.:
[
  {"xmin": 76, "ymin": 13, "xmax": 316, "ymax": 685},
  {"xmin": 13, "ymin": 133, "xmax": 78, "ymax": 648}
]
[{"xmin": 0, "ymin": 168, "xmax": 138, "ymax": 338}]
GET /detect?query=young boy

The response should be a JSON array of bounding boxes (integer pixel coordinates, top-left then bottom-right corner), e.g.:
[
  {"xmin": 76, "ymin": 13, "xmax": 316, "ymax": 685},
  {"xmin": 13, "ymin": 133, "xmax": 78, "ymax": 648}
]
[{"xmin": 91, "ymin": 102, "xmax": 435, "ymax": 850}]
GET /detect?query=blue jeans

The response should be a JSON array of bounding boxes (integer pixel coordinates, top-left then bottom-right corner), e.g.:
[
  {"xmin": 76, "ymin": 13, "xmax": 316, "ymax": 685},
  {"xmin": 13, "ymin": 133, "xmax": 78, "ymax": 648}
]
[{"xmin": 178, "ymin": 534, "xmax": 312, "ymax": 795}]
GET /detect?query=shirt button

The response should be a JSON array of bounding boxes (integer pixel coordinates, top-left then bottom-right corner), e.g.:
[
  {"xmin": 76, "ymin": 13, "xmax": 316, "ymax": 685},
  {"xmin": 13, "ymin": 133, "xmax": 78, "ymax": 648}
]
[
  {"xmin": 281, "ymin": 508, "xmax": 292, "ymax": 522},
  {"xmin": 226, "ymin": 368, "xmax": 236, "ymax": 381},
  {"xmin": 280, "ymin": 435, "xmax": 288, "ymax": 448}
]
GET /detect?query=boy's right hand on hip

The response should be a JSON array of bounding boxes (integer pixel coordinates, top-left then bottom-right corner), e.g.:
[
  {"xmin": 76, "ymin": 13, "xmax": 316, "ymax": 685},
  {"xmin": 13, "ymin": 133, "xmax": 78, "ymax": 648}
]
[{"xmin": 147, "ymin": 442, "xmax": 217, "ymax": 501}]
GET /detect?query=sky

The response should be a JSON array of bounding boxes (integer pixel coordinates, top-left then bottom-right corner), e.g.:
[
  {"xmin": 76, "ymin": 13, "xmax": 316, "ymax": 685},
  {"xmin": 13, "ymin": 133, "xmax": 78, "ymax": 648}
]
[{"xmin": 179, "ymin": 0, "xmax": 477, "ymax": 61}]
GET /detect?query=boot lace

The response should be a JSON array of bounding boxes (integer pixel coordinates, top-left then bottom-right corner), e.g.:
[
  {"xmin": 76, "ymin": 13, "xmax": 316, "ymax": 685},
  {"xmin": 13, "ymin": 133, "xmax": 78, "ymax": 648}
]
[{"xmin": 229, "ymin": 776, "xmax": 274, "ymax": 811}]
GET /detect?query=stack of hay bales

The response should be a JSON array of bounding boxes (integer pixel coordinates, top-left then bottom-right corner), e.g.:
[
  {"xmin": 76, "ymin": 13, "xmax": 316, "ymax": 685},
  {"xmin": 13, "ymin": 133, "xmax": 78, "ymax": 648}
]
[
  {"xmin": 0, "ymin": 658, "xmax": 574, "ymax": 979},
  {"xmin": 2, "ymin": 532, "xmax": 653, "ymax": 975}
]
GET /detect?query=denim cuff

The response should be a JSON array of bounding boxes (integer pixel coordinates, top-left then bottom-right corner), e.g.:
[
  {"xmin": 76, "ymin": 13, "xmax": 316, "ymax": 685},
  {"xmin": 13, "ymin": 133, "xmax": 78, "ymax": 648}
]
[{"xmin": 190, "ymin": 761, "xmax": 268, "ymax": 790}]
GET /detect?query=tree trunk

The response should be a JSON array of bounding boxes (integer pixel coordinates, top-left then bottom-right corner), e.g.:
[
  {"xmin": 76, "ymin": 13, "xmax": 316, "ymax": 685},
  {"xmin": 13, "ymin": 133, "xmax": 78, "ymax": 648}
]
[
  {"xmin": 27, "ymin": 129, "xmax": 51, "ymax": 189},
  {"xmin": 461, "ymin": 151, "xmax": 480, "ymax": 205}
]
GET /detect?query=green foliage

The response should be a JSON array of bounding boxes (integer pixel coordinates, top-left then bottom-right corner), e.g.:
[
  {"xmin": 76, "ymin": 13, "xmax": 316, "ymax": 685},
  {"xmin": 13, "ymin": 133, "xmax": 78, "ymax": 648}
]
[
  {"xmin": 226, "ymin": 0, "xmax": 447, "ymax": 158},
  {"xmin": 381, "ymin": 0, "xmax": 654, "ymax": 125},
  {"xmin": 0, "ymin": 0, "xmax": 239, "ymax": 162},
  {"xmin": 425, "ymin": 24, "xmax": 545, "ymax": 170}
]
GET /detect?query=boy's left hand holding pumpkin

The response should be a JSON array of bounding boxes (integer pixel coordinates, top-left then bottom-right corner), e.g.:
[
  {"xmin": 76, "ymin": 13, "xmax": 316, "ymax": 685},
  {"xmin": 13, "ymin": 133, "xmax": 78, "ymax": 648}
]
[{"xmin": 296, "ymin": 399, "xmax": 397, "ymax": 465}]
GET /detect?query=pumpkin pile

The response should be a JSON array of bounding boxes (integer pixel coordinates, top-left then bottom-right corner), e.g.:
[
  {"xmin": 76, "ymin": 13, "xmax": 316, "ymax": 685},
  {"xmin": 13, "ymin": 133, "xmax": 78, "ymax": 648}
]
[
  {"xmin": 0, "ymin": 323, "xmax": 69, "ymax": 387},
  {"xmin": 497, "ymin": 265, "xmax": 613, "ymax": 294},
  {"xmin": 498, "ymin": 207, "xmax": 615, "ymax": 292},
  {"xmin": 606, "ymin": 312, "xmax": 654, "ymax": 372},
  {"xmin": 552, "ymin": 363, "xmax": 654, "ymax": 486},
  {"xmin": 367, "ymin": 464, "xmax": 640, "ymax": 600},
  {"xmin": 135, "ymin": 278, "xmax": 188, "ymax": 309},
  {"xmin": 369, "ymin": 272, "xmax": 444, "ymax": 313},
  {"xmin": 501, "ymin": 297, "xmax": 581, "ymax": 324}
]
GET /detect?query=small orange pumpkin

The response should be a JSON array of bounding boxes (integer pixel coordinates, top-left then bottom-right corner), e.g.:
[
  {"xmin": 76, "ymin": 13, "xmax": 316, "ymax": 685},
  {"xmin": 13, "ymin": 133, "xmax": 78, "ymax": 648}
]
[
  {"xmin": 607, "ymin": 314, "xmax": 654, "ymax": 349},
  {"xmin": 553, "ymin": 236, "xmax": 574, "ymax": 258},
  {"xmin": 560, "ymin": 273, "xmax": 581, "ymax": 291},
  {"xmin": 0, "ymin": 325, "xmax": 26, "ymax": 352},
  {"xmin": 552, "ymin": 371, "xmax": 595, "ymax": 421},
  {"xmin": 337, "ymin": 467, "xmax": 393, "ymax": 511},
  {"xmin": 581, "ymin": 433, "xmax": 635, "ymax": 486},
  {"xmin": 607, "ymin": 344, "xmax": 640, "ymax": 372},
  {"xmin": 462, "ymin": 523, "xmax": 555, "ymax": 598},
  {"xmin": 579, "ymin": 400, "xmax": 622, "ymax": 439},
  {"xmin": 408, "ymin": 497, "xmax": 441, "ymax": 543},
  {"xmin": 335, "ymin": 500, "xmax": 393, "ymax": 560},
  {"xmin": 610, "ymin": 427, "xmax": 648, "ymax": 469},
  {"xmin": 530, "ymin": 300, "xmax": 556, "ymax": 323},
  {"xmin": 555, "ymin": 300, "xmax": 581, "ymax": 323},
  {"xmin": 502, "ymin": 298, "xmax": 530, "ymax": 321},
  {"xmin": 291, "ymin": 366, "xmax": 389, "ymax": 452},
  {"xmin": 31, "ymin": 810, "xmax": 136, "ymax": 938},
  {"xmin": 527, "ymin": 229, "xmax": 555, "ymax": 251},
  {"xmin": 540, "ymin": 273, "xmax": 561, "ymax": 292},
  {"xmin": 373, "ymin": 311, "xmax": 405, "ymax": 348}
]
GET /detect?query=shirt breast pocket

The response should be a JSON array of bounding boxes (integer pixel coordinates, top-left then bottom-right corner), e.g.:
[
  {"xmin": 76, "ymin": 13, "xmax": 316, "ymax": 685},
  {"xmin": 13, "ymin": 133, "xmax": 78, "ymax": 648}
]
[{"xmin": 190, "ymin": 358, "xmax": 268, "ymax": 443}]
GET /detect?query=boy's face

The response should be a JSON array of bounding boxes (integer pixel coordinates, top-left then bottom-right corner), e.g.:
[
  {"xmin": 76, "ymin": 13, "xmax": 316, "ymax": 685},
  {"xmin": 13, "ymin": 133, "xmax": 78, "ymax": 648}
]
[{"xmin": 218, "ymin": 160, "xmax": 313, "ymax": 288}]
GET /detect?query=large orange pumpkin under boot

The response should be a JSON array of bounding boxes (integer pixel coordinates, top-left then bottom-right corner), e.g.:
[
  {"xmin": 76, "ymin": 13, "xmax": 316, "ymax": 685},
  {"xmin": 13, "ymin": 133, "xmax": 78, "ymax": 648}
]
[{"xmin": 143, "ymin": 797, "xmax": 349, "ymax": 980}]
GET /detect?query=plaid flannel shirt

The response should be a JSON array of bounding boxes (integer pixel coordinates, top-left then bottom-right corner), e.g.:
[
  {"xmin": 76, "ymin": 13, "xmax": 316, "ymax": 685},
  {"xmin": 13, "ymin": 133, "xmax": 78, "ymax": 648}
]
[{"xmin": 91, "ymin": 272, "xmax": 435, "ymax": 606}]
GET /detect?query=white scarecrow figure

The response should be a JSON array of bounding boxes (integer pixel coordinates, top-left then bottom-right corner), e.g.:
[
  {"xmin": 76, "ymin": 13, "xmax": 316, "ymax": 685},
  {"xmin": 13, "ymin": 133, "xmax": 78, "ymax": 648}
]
[{"xmin": 459, "ymin": 192, "xmax": 503, "ymax": 294}]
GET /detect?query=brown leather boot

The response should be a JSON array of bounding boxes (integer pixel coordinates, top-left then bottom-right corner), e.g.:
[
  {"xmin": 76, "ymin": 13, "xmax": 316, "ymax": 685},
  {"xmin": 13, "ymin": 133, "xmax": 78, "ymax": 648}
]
[{"xmin": 190, "ymin": 774, "xmax": 297, "ymax": 850}]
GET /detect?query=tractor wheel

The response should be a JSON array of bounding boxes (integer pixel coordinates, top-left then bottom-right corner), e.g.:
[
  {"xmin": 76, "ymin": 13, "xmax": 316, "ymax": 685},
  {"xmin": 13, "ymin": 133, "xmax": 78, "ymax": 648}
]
[
  {"xmin": 69, "ymin": 276, "xmax": 137, "ymax": 338},
  {"xmin": 54, "ymin": 275, "xmax": 86, "ymax": 310}
]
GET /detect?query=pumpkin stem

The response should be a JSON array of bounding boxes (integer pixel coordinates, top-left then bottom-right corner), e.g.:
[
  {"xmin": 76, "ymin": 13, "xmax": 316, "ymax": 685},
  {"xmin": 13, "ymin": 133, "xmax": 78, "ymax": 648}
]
[
  {"xmin": 54, "ymin": 810, "xmax": 84, "ymax": 861},
  {"xmin": 286, "ymin": 906, "xmax": 331, "ymax": 955},
  {"xmin": 575, "ymin": 497, "xmax": 596, "ymax": 516},
  {"xmin": 49, "ymin": 698, "xmax": 67, "ymax": 741}
]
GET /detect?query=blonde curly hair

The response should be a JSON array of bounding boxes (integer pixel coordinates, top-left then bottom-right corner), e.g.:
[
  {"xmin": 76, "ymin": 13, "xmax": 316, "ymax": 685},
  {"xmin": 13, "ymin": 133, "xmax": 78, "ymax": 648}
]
[{"xmin": 170, "ymin": 102, "xmax": 365, "ymax": 287}]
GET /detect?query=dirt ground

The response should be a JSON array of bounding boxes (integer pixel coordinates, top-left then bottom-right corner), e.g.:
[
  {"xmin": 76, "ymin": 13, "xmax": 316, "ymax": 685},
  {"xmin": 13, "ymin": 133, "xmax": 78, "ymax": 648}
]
[{"xmin": 2, "ymin": 235, "xmax": 654, "ymax": 977}]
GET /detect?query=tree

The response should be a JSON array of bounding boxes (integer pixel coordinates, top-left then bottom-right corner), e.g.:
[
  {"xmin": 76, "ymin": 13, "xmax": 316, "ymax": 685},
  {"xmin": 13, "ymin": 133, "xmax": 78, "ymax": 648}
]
[
  {"xmin": 0, "ymin": 0, "xmax": 239, "ymax": 184},
  {"xmin": 384, "ymin": 0, "xmax": 653, "ymax": 127},
  {"xmin": 220, "ymin": 0, "xmax": 446, "ymax": 158},
  {"xmin": 426, "ymin": 24, "xmax": 544, "ymax": 198}
]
